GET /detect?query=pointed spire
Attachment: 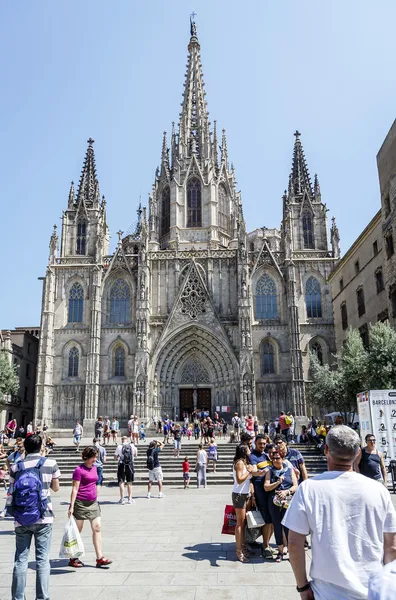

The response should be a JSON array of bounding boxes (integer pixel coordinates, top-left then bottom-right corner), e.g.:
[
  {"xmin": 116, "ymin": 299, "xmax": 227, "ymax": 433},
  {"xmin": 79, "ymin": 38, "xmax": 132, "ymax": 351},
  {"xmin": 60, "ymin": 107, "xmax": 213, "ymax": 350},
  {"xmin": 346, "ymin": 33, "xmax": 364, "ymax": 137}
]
[
  {"xmin": 313, "ymin": 173, "xmax": 321, "ymax": 201},
  {"xmin": 171, "ymin": 121, "xmax": 177, "ymax": 167},
  {"xmin": 290, "ymin": 130, "xmax": 312, "ymax": 199},
  {"xmin": 331, "ymin": 216, "xmax": 341, "ymax": 259},
  {"xmin": 68, "ymin": 181, "xmax": 75, "ymax": 208},
  {"xmin": 221, "ymin": 129, "xmax": 228, "ymax": 166},
  {"xmin": 212, "ymin": 120, "xmax": 219, "ymax": 168},
  {"xmin": 49, "ymin": 224, "xmax": 59, "ymax": 264},
  {"xmin": 76, "ymin": 138, "xmax": 99, "ymax": 206},
  {"xmin": 178, "ymin": 15, "xmax": 210, "ymax": 161}
]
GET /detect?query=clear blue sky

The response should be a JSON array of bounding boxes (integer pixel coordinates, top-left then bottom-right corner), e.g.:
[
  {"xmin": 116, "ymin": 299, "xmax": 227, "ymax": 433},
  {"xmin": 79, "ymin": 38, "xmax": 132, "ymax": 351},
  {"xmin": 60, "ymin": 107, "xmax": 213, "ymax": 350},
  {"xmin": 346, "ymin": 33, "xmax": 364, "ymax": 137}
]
[{"xmin": 1, "ymin": 1, "xmax": 396, "ymax": 328}]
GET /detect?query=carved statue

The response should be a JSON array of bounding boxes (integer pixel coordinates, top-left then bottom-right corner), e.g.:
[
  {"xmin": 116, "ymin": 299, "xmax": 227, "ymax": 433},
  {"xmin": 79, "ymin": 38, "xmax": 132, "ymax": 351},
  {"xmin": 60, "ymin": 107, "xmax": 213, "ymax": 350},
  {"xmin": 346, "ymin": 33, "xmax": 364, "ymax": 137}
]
[
  {"xmin": 193, "ymin": 388, "xmax": 198, "ymax": 407},
  {"xmin": 241, "ymin": 280, "xmax": 247, "ymax": 298}
]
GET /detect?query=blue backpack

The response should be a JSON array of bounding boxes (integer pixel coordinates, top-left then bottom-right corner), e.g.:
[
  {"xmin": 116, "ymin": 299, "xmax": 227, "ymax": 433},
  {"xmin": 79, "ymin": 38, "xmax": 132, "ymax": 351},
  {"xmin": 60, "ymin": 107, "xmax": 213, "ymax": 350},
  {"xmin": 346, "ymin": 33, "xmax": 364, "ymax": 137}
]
[{"xmin": 10, "ymin": 457, "xmax": 48, "ymax": 525}]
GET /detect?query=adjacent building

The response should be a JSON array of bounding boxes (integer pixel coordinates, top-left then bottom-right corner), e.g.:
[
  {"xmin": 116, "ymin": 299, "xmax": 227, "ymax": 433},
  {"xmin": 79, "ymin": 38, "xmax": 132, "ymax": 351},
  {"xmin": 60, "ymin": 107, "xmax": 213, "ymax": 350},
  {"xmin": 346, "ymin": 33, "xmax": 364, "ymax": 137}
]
[
  {"xmin": 0, "ymin": 327, "xmax": 39, "ymax": 429},
  {"xmin": 34, "ymin": 20, "xmax": 339, "ymax": 433}
]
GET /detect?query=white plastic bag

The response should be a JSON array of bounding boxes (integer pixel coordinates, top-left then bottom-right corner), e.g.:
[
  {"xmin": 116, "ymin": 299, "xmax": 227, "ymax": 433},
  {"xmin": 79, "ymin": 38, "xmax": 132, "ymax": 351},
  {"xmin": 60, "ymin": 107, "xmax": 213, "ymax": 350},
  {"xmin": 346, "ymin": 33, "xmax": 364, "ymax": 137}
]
[
  {"xmin": 246, "ymin": 510, "xmax": 265, "ymax": 529},
  {"xmin": 59, "ymin": 516, "xmax": 85, "ymax": 558}
]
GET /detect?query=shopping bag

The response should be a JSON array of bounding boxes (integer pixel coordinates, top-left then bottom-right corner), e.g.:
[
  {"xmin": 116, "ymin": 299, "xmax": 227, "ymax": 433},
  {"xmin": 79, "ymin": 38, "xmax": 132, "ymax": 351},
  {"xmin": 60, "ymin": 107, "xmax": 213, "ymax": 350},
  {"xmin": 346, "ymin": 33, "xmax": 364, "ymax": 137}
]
[
  {"xmin": 245, "ymin": 524, "xmax": 262, "ymax": 545},
  {"xmin": 246, "ymin": 510, "xmax": 265, "ymax": 529},
  {"xmin": 59, "ymin": 516, "xmax": 85, "ymax": 558},
  {"xmin": 221, "ymin": 504, "xmax": 237, "ymax": 535}
]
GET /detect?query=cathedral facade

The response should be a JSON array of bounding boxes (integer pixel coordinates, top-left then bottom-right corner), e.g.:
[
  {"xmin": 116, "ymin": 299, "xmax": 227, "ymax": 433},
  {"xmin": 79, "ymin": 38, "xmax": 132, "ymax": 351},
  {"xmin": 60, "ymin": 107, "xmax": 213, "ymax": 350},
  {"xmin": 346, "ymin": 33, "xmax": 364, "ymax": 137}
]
[{"xmin": 34, "ymin": 22, "xmax": 340, "ymax": 433}]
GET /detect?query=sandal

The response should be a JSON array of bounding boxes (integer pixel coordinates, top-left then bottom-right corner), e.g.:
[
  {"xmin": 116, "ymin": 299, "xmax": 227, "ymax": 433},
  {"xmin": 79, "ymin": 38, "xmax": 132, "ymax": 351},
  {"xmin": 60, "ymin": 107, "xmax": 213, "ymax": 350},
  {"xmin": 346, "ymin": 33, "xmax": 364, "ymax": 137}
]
[
  {"xmin": 68, "ymin": 558, "xmax": 84, "ymax": 568},
  {"xmin": 96, "ymin": 556, "xmax": 112, "ymax": 568},
  {"xmin": 236, "ymin": 550, "xmax": 249, "ymax": 563},
  {"xmin": 275, "ymin": 552, "xmax": 283, "ymax": 563},
  {"xmin": 242, "ymin": 545, "xmax": 254, "ymax": 557}
]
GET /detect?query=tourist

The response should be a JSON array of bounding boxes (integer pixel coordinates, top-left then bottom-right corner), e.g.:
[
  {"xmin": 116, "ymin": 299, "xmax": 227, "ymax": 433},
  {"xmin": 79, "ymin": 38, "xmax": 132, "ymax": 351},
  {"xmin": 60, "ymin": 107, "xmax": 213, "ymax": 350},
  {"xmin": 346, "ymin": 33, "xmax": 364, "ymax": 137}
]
[
  {"xmin": 140, "ymin": 422, "xmax": 146, "ymax": 441},
  {"xmin": 222, "ymin": 420, "xmax": 228, "ymax": 439},
  {"xmin": 264, "ymin": 449, "xmax": 298, "ymax": 562},
  {"xmin": 186, "ymin": 425, "xmax": 192, "ymax": 441},
  {"xmin": 368, "ymin": 559, "xmax": 396, "ymax": 600},
  {"xmin": 6, "ymin": 438, "xmax": 25, "ymax": 469},
  {"xmin": 45, "ymin": 437, "xmax": 56, "ymax": 453},
  {"xmin": 193, "ymin": 419, "xmax": 200, "ymax": 440},
  {"xmin": 354, "ymin": 433, "xmax": 388, "ymax": 483},
  {"xmin": 147, "ymin": 440, "xmax": 164, "ymax": 498},
  {"xmin": 94, "ymin": 416, "xmax": 104, "ymax": 443},
  {"xmin": 17, "ymin": 426, "xmax": 25, "ymax": 439},
  {"xmin": 5, "ymin": 418, "xmax": 17, "ymax": 440},
  {"xmin": 182, "ymin": 455, "xmax": 190, "ymax": 489},
  {"xmin": 232, "ymin": 413, "xmax": 241, "ymax": 442},
  {"xmin": 173, "ymin": 424, "xmax": 182, "ymax": 457},
  {"xmin": 115, "ymin": 435, "xmax": 137, "ymax": 504},
  {"xmin": 284, "ymin": 425, "xmax": 396, "ymax": 599},
  {"xmin": 278, "ymin": 411, "xmax": 290, "ymax": 441},
  {"xmin": 196, "ymin": 443, "xmax": 208, "ymax": 488},
  {"xmin": 253, "ymin": 416, "xmax": 259, "ymax": 436},
  {"xmin": 103, "ymin": 416, "xmax": 111, "ymax": 446},
  {"xmin": 250, "ymin": 434, "xmax": 274, "ymax": 558},
  {"xmin": 232, "ymin": 443, "xmax": 257, "ymax": 562},
  {"xmin": 245, "ymin": 414, "xmax": 255, "ymax": 438},
  {"xmin": 298, "ymin": 425, "xmax": 310, "ymax": 444},
  {"xmin": 93, "ymin": 437, "xmax": 106, "ymax": 490},
  {"xmin": 72, "ymin": 420, "xmax": 83, "ymax": 451},
  {"xmin": 163, "ymin": 420, "xmax": 170, "ymax": 444},
  {"xmin": 9, "ymin": 434, "xmax": 60, "ymax": 600},
  {"xmin": 128, "ymin": 414, "xmax": 135, "ymax": 441},
  {"xmin": 206, "ymin": 418, "xmax": 215, "ymax": 440},
  {"xmin": 26, "ymin": 422, "xmax": 33, "ymax": 436},
  {"xmin": 132, "ymin": 416, "xmax": 140, "ymax": 445},
  {"xmin": 0, "ymin": 464, "xmax": 8, "ymax": 489},
  {"xmin": 110, "ymin": 416, "xmax": 119, "ymax": 445},
  {"xmin": 68, "ymin": 445, "xmax": 112, "ymax": 568},
  {"xmin": 263, "ymin": 421, "xmax": 269, "ymax": 436},
  {"xmin": 207, "ymin": 437, "xmax": 218, "ymax": 472},
  {"xmin": 274, "ymin": 434, "xmax": 308, "ymax": 482}
]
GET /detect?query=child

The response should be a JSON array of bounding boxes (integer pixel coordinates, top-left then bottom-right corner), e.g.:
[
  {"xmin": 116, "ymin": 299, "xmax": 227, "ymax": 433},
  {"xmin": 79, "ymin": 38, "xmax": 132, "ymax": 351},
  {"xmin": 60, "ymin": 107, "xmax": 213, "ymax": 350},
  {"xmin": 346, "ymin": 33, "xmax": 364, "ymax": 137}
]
[
  {"xmin": 139, "ymin": 423, "xmax": 146, "ymax": 442},
  {"xmin": 182, "ymin": 456, "xmax": 190, "ymax": 489},
  {"xmin": 186, "ymin": 426, "xmax": 192, "ymax": 441}
]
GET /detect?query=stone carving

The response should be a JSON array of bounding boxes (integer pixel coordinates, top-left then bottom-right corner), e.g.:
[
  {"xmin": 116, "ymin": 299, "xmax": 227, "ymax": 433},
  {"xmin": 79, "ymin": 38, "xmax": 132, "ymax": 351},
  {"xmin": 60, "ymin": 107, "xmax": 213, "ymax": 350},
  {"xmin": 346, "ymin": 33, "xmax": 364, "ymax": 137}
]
[
  {"xmin": 180, "ymin": 264, "xmax": 207, "ymax": 319},
  {"xmin": 180, "ymin": 357, "xmax": 210, "ymax": 383}
]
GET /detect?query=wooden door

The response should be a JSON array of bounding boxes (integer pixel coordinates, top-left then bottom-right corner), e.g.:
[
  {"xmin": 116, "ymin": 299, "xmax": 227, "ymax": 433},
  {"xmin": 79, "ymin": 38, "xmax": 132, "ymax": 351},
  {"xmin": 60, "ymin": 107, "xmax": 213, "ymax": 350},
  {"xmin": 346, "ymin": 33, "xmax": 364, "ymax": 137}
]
[
  {"xmin": 197, "ymin": 388, "xmax": 211, "ymax": 414},
  {"xmin": 179, "ymin": 389, "xmax": 194, "ymax": 417}
]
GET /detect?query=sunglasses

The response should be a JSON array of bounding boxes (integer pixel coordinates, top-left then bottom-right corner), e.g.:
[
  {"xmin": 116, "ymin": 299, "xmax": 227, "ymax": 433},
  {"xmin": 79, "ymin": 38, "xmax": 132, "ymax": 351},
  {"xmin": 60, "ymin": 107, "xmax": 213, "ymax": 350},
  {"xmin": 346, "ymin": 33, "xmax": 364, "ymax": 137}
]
[{"xmin": 368, "ymin": 438, "xmax": 376, "ymax": 442}]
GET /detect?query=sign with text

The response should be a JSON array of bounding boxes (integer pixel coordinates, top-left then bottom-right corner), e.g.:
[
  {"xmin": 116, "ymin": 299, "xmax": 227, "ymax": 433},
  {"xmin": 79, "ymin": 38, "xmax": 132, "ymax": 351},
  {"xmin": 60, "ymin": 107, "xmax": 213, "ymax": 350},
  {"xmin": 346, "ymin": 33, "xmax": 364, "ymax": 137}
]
[{"xmin": 357, "ymin": 390, "xmax": 396, "ymax": 468}]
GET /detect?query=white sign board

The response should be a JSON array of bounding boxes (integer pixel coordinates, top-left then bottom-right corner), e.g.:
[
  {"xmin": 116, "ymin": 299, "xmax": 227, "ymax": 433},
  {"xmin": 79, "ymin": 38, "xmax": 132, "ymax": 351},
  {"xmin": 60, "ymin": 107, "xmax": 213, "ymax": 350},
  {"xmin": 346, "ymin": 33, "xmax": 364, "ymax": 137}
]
[{"xmin": 357, "ymin": 390, "xmax": 396, "ymax": 468}]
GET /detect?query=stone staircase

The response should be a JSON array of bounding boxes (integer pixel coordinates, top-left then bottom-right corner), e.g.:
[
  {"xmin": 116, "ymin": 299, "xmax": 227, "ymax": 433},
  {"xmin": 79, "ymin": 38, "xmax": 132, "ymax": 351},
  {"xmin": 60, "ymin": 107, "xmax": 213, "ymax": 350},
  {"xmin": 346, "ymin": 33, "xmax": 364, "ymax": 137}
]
[{"xmin": 50, "ymin": 441, "xmax": 328, "ymax": 485}]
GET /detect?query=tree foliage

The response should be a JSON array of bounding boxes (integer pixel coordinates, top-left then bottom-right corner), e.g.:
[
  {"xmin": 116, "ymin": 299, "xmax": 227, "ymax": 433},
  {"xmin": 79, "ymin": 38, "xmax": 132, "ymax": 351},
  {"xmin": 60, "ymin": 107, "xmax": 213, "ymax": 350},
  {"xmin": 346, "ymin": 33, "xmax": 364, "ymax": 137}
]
[
  {"xmin": 308, "ymin": 322, "xmax": 396, "ymax": 417},
  {"xmin": 0, "ymin": 352, "xmax": 19, "ymax": 396}
]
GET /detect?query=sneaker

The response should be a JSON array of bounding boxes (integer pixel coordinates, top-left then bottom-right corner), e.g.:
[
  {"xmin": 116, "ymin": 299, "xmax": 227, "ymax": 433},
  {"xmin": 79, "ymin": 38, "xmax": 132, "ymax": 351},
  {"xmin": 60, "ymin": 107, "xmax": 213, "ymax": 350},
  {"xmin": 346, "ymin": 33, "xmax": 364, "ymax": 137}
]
[
  {"xmin": 263, "ymin": 546, "xmax": 274, "ymax": 559},
  {"xmin": 146, "ymin": 492, "xmax": 151, "ymax": 499},
  {"xmin": 118, "ymin": 499, "xmax": 125, "ymax": 505},
  {"xmin": 96, "ymin": 556, "xmax": 112, "ymax": 568},
  {"xmin": 127, "ymin": 499, "xmax": 135, "ymax": 504},
  {"xmin": 0, "ymin": 511, "xmax": 6, "ymax": 518},
  {"xmin": 158, "ymin": 492, "xmax": 164, "ymax": 498}
]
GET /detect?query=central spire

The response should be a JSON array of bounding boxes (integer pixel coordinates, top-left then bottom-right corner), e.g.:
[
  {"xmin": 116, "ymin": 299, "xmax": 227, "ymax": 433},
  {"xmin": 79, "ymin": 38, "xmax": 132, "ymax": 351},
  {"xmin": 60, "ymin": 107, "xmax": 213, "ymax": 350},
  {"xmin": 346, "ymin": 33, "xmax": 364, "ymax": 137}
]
[
  {"xmin": 76, "ymin": 138, "xmax": 100, "ymax": 206},
  {"xmin": 178, "ymin": 15, "xmax": 211, "ymax": 162},
  {"xmin": 290, "ymin": 130, "xmax": 313, "ymax": 198}
]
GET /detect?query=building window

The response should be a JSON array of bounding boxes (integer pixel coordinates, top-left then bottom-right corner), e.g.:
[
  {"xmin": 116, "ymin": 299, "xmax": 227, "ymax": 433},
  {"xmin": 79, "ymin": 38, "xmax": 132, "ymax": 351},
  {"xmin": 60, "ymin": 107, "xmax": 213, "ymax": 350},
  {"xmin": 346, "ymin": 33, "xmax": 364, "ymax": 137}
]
[
  {"xmin": 311, "ymin": 341, "xmax": 323, "ymax": 365},
  {"xmin": 109, "ymin": 280, "xmax": 131, "ymax": 324},
  {"xmin": 68, "ymin": 347, "xmax": 79, "ymax": 377},
  {"xmin": 354, "ymin": 260, "xmax": 360, "ymax": 275},
  {"xmin": 359, "ymin": 324, "xmax": 369, "ymax": 349},
  {"xmin": 26, "ymin": 363, "xmax": 30, "ymax": 379},
  {"xmin": 373, "ymin": 240, "xmax": 378, "ymax": 256},
  {"xmin": 161, "ymin": 186, "xmax": 170, "ymax": 237},
  {"xmin": 390, "ymin": 285, "xmax": 396, "ymax": 318},
  {"xmin": 375, "ymin": 268, "xmax": 384, "ymax": 294},
  {"xmin": 339, "ymin": 278, "xmax": 344, "ymax": 291},
  {"xmin": 250, "ymin": 242, "xmax": 255, "ymax": 252},
  {"xmin": 218, "ymin": 185, "xmax": 229, "ymax": 233},
  {"xmin": 76, "ymin": 220, "xmax": 87, "ymax": 255},
  {"xmin": 261, "ymin": 341, "xmax": 275, "ymax": 375},
  {"xmin": 357, "ymin": 287, "xmax": 366, "ymax": 317},
  {"xmin": 341, "ymin": 302, "xmax": 348, "ymax": 330},
  {"xmin": 255, "ymin": 274, "xmax": 278, "ymax": 320},
  {"xmin": 378, "ymin": 309, "xmax": 389, "ymax": 323},
  {"xmin": 305, "ymin": 276, "xmax": 322, "ymax": 318},
  {"xmin": 385, "ymin": 232, "xmax": 394, "ymax": 258},
  {"xmin": 68, "ymin": 282, "xmax": 84, "ymax": 323},
  {"xmin": 24, "ymin": 387, "xmax": 28, "ymax": 403},
  {"xmin": 114, "ymin": 347, "xmax": 125, "ymax": 377},
  {"xmin": 384, "ymin": 194, "xmax": 391, "ymax": 217},
  {"xmin": 302, "ymin": 212, "xmax": 314, "ymax": 249},
  {"xmin": 187, "ymin": 178, "xmax": 202, "ymax": 227},
  {"xmin": 27, "ymin": 342, "xmax": 31, "ymax": 355}
]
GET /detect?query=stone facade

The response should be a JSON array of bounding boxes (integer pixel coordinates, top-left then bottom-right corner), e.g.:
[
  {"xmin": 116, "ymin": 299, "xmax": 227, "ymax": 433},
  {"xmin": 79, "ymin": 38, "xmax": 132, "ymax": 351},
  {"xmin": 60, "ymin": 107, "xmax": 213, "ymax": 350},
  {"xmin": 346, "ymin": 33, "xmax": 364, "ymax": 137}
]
[
  {"xmin": 328, "ymin": 211, "xmax": 387, "ymax": 350},
  {"xmin": 0, "ymin": 327, "xmax": 39, "ymax": 428},
  {"xmin": 34, "ymin": 21, "xmax": 338, "ymax": 432}
]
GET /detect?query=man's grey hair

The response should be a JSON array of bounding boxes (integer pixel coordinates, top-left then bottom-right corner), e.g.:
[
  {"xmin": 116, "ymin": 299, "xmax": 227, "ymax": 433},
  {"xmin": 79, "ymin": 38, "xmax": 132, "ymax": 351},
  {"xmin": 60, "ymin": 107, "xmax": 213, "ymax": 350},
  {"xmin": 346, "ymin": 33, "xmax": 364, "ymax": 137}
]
[{"xmin": 326, "ymin": 425, "xmax": 360, "ymax": 461}]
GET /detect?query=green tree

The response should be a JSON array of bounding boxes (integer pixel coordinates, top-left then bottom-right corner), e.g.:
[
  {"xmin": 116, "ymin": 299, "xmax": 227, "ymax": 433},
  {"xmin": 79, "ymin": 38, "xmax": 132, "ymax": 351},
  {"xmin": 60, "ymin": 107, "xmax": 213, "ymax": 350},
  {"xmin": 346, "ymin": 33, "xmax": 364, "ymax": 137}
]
[
  {"xmin": 367, "ymin": 322, "xmax": 396, "ymax": 389},
  {"xmin": 0, "ymin": 352, "xmax": 19, "ymax": 396},
  {"xmin": 307, "ymin": 350, "xmax": 342, "ymax": 413},
  {"xmin": 338, "ymin": 328, "xmax": 369, "ymax": 413}
]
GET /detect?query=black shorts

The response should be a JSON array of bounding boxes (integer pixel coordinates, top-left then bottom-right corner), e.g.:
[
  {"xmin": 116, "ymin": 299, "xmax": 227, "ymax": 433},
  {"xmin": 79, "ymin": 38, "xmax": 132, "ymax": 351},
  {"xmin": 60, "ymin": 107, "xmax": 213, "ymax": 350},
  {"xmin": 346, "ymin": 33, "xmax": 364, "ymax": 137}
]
[{"xmin": 117, "ymin": 463, "xmax": 134, "ymax": 483}]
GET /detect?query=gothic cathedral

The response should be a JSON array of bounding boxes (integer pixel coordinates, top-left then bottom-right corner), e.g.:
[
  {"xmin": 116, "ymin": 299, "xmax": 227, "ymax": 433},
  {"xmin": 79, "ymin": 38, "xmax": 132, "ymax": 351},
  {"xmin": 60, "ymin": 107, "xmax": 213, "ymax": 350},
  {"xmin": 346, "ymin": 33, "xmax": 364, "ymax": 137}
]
[{"xmin": 34, "ymin": 21, "xmax": 340, "ymax": 433}]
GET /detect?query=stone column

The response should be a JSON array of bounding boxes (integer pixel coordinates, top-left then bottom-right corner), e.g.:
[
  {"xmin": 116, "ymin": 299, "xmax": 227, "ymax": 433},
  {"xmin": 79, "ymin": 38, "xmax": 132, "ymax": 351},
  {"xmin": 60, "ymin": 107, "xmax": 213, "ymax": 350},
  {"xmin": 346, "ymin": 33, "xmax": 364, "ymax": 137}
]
[{"xmin": 84, "ymin": 266, "xmax": 102, "ymax": 435}]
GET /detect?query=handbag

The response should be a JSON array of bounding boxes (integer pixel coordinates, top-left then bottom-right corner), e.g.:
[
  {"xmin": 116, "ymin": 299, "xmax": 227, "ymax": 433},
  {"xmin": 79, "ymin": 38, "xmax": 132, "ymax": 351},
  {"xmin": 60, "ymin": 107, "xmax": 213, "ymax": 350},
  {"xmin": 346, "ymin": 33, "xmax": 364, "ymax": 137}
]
[
  {"xmin": 221, "ymin": 504, "xmax": 237, "ymax": 535},
  {"xmin": 273, "ymin": 492, "xmax": 293, "ymax": 508},
  {"xmin": 246, "ymin": 510, "xmax": 265, "ymax": 529}
]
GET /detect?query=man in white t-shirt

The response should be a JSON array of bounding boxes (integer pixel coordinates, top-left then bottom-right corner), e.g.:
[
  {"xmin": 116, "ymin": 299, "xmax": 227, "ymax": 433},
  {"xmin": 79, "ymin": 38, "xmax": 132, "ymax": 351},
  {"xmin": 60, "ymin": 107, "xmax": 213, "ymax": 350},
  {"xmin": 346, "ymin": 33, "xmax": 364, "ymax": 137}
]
[{"xmin": 283, "ymin": 425, "xmax": 396, "ymax": 600}]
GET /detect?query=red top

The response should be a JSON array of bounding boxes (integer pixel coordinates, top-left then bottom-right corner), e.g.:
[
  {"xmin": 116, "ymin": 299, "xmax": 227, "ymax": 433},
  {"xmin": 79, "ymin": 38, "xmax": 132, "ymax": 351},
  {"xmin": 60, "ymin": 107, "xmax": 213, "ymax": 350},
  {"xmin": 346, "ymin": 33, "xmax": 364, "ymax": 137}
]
[
  {"xmin": 182, "ymin": 461, "xmax": 190, "ymax": 473},
  {"xmin": 246, "ymin": 417, "xmax": 254, "ymax": 432},
  {"xmin": 279, "ymin": 415, "xmax": 287, "ymax": 430}
]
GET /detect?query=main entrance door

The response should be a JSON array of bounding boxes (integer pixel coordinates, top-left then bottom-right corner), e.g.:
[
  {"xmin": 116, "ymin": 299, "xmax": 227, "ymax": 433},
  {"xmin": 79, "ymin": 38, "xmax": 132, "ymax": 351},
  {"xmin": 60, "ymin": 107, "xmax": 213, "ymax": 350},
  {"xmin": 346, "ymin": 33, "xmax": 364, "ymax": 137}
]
[
  {"xmin": 179, "ymin": 388, "xmax": 212, "ymax": 417},
  {"xmin": 197, "ymin": 388, "xmax": 211, "ymax": 413}
]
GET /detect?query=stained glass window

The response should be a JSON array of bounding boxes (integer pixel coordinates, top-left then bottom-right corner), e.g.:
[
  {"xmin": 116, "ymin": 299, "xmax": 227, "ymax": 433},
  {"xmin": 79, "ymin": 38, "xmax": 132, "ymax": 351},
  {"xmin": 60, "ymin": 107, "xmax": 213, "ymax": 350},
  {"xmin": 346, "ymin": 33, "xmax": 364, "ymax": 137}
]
[
  {"xmin": 68, "ymin": 282, "xmax": 84, "ymax": 323},
  {"xmin": 76, "ymin": 221, "xmax": 87, "ymax": 255},
  {"xmin": 109, "ymin": 280, "xmax": 131, "ymax": 324},
  {"xmin": 114, "ymin": 347, "xmax": 125, "ymax": 377},
  {"xmin": 306, "ymin": 276, "xmax": 322, "ymax": 318},
  {"xmin": 255, "ymin": 274, "xmax": 278, "ymax": 320},
  {"xmin": 68, "ymin": 347, "xmax": 79, "ymax": 377},
  {"xmin": 218, "ymin": 185, "xmax": 229, "ymax": 232},
  {"xmin": 161, "ymin": 187, "xmax": 170, "ymax": 237},
  {"xmin": 261, "ymin": 341, "xmax": 275, "ymax": 374},
  {"xmin": 187, "ymin": 178, "xmax": 202, "ymax": 227},
  {"xmin": 302, "ymin": 212, "xmax": 314, "ymax": 249}
]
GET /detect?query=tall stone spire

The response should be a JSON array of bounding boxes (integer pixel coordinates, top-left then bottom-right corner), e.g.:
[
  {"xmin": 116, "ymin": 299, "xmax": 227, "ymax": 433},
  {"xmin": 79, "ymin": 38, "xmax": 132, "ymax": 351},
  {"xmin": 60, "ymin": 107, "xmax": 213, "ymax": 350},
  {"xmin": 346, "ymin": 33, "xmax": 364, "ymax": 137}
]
[
  {"xmin": 76, "ymin": 138, "xmax": 100, "ymax": 207},
  {"xmin": 290, "ymin": 131, "xmax": 313, "ymax": 199},
  {"xmin": 178, "ymin": 15, "xmax": 210, "ymax": 161}
]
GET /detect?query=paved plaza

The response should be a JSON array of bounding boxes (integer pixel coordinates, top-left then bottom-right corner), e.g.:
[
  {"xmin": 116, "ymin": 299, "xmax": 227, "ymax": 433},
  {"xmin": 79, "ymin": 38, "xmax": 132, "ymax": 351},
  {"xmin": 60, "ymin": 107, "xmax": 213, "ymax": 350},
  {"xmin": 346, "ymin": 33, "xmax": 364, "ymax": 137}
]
[{"xmin": 0, "ymin": 483, "xmax": 308, "ymax": 600}]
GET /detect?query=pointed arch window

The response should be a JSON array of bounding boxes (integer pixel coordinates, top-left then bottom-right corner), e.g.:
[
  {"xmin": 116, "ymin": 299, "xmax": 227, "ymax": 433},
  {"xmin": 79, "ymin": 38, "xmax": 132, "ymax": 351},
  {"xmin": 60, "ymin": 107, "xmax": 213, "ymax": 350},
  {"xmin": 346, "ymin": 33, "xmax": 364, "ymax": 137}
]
[
  {"xmin": 114, "ymin": 347, "xmax": 125, "ymax": 377},
  {"xmin": 68, "ymin": 283, "xmax": 84, "ymax": 323},
  {"xmin": 218, "ymin": 185, "xmax": 229, "ymax": 233},
  {"xmin": 68, "ymin": 347, "xmax": 79, "ymax": 377},
  {"xmin": 261, "ymin": 340, "xmax": 275, "ymax": 375},
  {"xmin": 306, "ymin": 276, "xmax": 322, "ymax": 318},
  {"xmin": 76, "ymin": 220, "xmax": 87, "ymax": 255},
  {"xmin": 255, "ymin": 274, "xmax": 278, "ymax": 320},
  {"xmin": 161, "ymin": 186, "xmax": 170, "ymax": 237},
  {"xmin": 187, "ymin": 178, "xmax": 202, "ymax": 227},
  {"xmin": 302, "ymin": 211, "xmax": 314, "ymax": 249},
  {"xmin": 109, "ymin": 280, "xmax": 131, "ymax": 324},
  {"xmin": 311, "ymin": 341, "xmax": 323, "ymax": 365}
]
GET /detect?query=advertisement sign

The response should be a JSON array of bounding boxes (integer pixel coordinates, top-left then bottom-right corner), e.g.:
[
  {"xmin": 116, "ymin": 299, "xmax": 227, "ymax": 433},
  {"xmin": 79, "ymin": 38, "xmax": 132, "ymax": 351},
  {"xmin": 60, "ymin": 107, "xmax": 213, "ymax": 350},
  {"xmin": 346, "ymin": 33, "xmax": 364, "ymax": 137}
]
[
  {"xmin": 357, "ymin": 391, "xmax": 371, "ymax": 443},
  {"xmin": 357, "ymin": 390, "xmax": 396, "ymax": 471}
]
